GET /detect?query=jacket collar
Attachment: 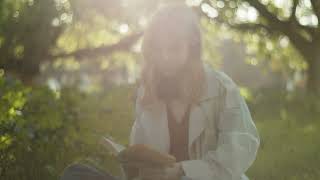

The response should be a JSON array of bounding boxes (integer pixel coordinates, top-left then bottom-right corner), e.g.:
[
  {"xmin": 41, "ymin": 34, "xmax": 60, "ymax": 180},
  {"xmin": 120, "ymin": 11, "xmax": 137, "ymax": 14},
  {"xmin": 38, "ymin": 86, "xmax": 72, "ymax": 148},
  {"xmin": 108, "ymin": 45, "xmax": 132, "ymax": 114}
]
[
  {"xmin": 197, "ymin": 63, "xmax": 220, "ymax": 103},
  {"xmin": 188, "ymin": 63, "xmax": 219, "ymax": 148}
]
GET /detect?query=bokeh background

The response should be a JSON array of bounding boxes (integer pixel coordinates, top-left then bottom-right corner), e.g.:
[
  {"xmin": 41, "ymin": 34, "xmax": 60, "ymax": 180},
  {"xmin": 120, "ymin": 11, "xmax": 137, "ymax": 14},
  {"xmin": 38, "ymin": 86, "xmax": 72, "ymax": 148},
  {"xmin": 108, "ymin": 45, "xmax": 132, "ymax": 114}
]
[{"xmin": 0, "ymin": 0, "xmax": 319, "ymax": 179}]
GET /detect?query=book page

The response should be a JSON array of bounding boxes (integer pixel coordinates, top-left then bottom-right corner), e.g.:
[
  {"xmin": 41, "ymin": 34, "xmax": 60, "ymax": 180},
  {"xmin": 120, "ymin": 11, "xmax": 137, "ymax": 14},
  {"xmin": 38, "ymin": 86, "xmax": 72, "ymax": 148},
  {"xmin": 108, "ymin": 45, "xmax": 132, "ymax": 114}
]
[
  {"xmin": 101, "ymin": 136, "xmax": 126, "ymax": 155},
  {"xmin": 100, "ymin": 136, "xmax": 128, "ymax": 179}
]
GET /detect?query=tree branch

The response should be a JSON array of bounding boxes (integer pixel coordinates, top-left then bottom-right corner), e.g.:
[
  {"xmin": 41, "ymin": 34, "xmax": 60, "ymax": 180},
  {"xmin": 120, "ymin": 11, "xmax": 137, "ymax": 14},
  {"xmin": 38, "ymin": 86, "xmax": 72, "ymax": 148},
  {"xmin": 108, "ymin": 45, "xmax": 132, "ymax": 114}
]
[
  {"xmin": 47, "ymin": 31, "xmax": 143, "ymax": 60},
  {"xmin": 244, "ymin": 0, "xmax": 281, "ymax": 24},
  {"xmin": 288, "ymin": 0, "xmax": 318, "ymax": 41},
  {"xmin": 228, "ymin": 23, "xmax": 275, "ymax": 34},
  {"xmin": 243, "ymin": 0, "xmax": 300, "ymax": 35},
  {"xmin": 198, "ymin": 1, "xmax": 315, "ymax": 59},
  {"xmin": 242, "ymin": 0, "xmax": 313, "ymax": 56},
  {"xmin": 290, "ymin": 0, "xmax": 299, "ymax": 21},
  {"xmin": 310, "ymin": 0, "xmax": 320, "ymax": 25}
]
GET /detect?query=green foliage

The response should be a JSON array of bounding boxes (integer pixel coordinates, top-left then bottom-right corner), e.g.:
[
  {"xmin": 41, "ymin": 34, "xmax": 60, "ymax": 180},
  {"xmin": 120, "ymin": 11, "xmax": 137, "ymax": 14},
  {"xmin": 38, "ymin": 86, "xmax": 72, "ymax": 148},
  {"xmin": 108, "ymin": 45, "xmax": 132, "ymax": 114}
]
[
  {"xmin": 249, "ymin": 117, "xmax": 320, "ymax": 179},
  {"xmin": 0, "ymin": 74, "xmax": 136, "ymax": 180},
  {"xmin": 0, "ymin": 0, "xmax": 69, "ymax": 79},
  {"xmin": 241, "ymin": 32, "xmax": 308, "ymax": 82},
  {"xmin": 1, "ymin": 73, "xmax": 320, "ymax": 180},
  {"xmin": 0, "ymin": 1, "xmax": 319, "ymax": 179},
  {"xmin": 246, "ymin": 89, "xmax": 320, "ymax": 180}
]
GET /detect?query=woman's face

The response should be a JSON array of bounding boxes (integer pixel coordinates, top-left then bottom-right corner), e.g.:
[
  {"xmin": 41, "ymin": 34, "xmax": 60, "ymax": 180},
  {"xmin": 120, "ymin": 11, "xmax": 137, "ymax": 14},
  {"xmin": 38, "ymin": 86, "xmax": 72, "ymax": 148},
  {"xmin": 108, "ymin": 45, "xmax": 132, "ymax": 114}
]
[{"xmin": 155, "ymin": 40, "xmax": 189, "ymax": 77}]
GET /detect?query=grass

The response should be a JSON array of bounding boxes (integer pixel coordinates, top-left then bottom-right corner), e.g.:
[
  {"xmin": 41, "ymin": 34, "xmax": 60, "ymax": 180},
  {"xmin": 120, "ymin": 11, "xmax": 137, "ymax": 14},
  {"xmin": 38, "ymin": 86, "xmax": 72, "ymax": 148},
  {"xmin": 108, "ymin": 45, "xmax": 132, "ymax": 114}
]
[{"xmin": 247, "ymin": 107, "xmax": 320, "ymax": 180}]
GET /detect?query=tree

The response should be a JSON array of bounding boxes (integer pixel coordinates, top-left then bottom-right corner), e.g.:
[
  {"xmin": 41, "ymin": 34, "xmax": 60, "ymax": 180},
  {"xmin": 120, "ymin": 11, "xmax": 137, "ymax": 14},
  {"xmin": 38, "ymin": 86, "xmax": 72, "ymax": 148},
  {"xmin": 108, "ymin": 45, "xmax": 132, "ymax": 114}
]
[
  {"xmin": 0, "ymin": 0, "xmax": 142, "ymax": 84},
  {"xmin": 199, "ymin": 0, "xmax": 320, "ymax": 94}
]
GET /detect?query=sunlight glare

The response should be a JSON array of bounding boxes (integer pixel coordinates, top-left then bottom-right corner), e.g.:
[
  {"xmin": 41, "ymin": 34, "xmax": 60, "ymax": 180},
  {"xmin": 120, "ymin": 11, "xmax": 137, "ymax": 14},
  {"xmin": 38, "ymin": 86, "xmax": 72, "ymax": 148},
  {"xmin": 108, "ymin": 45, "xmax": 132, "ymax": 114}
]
[
  {"xmin": 279, "ymin": 36, "xmax": 289, "ymax": 48},
  {"xmin": 119, "ymin": 24, "xmax": 129, "ymax": 34},
  {"xmin": 201, "ymin": 3, "xmax": 218, "ymax": 18},
  {"xmin": 236, "ymin": 4, "xmax": 258, "ymax": 22},
  {"xmin": 186, "ymin": 0, "xmax": 203, "ymax": 6}
]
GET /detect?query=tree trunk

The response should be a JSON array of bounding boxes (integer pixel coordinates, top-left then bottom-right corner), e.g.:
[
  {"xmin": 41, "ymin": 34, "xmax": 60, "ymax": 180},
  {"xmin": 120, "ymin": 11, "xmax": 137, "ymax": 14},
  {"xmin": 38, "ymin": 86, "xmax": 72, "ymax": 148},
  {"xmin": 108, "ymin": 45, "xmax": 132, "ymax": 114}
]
[{"xmin": 306, "ymin": 51, "xmax": 320, "ymax": 95}]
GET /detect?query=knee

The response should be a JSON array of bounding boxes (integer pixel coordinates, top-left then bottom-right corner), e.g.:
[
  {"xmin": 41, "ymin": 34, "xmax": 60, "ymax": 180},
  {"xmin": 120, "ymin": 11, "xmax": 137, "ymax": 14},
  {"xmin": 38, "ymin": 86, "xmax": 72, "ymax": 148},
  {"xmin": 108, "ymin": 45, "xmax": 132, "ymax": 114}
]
[
  {"xmin": 59, "ymin": 163, "xmax": 88, "ymax": 180},
  {"xmin": 59, "ymin": 162, "xmax": 118, "ymax": 180}
]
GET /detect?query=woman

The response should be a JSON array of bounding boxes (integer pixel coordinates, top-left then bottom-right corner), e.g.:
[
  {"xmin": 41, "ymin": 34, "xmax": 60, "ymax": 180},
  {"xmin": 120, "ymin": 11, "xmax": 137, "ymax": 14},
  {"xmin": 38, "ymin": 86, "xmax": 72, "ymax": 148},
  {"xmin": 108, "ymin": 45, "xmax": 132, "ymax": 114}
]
[
  {"xmin": 129, "ymin": 3, "xmax": 260, "ymax": 180},
  {"xmin": 60, "ymin": 3, "xmax": 260, "ymax": 180}
]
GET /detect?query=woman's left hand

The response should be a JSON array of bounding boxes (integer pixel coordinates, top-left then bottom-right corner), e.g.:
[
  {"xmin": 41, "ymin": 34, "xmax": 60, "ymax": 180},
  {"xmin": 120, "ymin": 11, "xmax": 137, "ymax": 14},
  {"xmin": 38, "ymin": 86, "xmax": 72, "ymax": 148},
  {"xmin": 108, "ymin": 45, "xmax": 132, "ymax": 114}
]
[{"xmin": 139, "ymin": 162, "xmax": 184, "ymax": 180}]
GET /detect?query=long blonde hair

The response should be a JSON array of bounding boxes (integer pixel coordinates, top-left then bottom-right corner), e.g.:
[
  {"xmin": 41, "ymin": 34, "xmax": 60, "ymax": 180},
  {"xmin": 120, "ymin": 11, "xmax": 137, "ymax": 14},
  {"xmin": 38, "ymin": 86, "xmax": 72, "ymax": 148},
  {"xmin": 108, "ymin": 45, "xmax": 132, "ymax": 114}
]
[{"xmin": 138, "ymin": 3, "xmax": 206, "ymax": 108}]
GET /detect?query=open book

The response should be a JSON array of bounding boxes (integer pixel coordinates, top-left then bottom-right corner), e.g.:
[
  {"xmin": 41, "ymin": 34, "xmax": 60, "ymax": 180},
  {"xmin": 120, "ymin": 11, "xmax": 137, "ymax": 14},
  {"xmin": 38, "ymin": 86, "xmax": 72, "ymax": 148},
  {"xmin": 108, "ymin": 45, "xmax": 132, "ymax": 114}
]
[
  {"xmin": 100, "ymin": 136, "xmax": 176, "ymax": 180},
  {"xmin": 101, "ymin": 136, "xmax": 126, "ymax": 156},
  {"xmin": 100, "ymin": 136, "xmax": 176, "ymax": 168}
]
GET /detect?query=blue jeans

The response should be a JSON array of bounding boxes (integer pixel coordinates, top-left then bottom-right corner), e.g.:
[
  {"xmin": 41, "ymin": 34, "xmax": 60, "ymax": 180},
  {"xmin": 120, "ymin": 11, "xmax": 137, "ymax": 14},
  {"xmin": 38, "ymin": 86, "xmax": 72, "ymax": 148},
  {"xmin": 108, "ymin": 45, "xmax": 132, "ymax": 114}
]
[
  {"xmin": 60, "ymin": 163, "xmax": 120, "ymax": 180},
  {"xmin": 60, "ymin": 163, "xmax": 192, "ymax": 180}
]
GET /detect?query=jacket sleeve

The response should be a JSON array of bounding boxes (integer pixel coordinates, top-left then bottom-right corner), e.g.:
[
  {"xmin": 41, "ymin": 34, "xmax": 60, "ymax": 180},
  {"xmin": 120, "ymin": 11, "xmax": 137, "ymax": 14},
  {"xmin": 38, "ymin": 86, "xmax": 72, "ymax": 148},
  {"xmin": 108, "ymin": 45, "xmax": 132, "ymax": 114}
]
[
  {"xmin": 126, "ymin": 90, "xmax": 146, "ymax": 180},
  {"xmin": 129, "ymin": 117, "xmax": 145, "ymax": 145},
  {"xmin": 129, "ymin": 86, "xmax": 146, "ymax": 146},
  {"xmin": 180, "ymin": 85, "xmax": 260, "ymax": 180}
]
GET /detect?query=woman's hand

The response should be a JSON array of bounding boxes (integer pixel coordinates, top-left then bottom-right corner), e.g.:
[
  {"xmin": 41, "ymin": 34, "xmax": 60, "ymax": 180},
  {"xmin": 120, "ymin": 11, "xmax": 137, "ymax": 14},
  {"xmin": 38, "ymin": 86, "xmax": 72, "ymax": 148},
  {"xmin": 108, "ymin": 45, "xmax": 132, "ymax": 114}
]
[{"xmin": 139, "ymin": 162, "xmax": 184, "ymax": 180}]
